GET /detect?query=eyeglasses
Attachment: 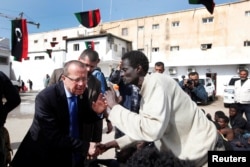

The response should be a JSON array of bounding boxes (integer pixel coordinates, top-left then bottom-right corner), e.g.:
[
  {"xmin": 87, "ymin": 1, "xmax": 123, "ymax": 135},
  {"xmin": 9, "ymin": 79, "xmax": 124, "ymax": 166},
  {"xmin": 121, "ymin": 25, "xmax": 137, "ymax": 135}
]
[{"xmin": 64, "ymin": 75, "xmax": 87, "ymax": 83}]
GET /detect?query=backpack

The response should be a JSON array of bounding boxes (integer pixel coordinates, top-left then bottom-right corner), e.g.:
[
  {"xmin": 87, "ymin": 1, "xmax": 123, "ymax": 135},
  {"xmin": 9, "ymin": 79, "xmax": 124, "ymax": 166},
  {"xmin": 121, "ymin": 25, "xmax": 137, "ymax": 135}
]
[{"xmin": 3, "ymin": 127, "xmax": 13, "ymax": 167}]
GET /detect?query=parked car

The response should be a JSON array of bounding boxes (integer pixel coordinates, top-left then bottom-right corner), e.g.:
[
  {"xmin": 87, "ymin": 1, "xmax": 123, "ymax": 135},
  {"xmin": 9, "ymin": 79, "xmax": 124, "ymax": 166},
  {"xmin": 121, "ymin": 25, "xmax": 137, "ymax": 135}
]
[
  {"xmin": 223, "ymin": 76, "xmax": 240, "ymax": 107},
  {"xmin": 199, "ymin": 77, "xmax": 216, "ymax": 104}
]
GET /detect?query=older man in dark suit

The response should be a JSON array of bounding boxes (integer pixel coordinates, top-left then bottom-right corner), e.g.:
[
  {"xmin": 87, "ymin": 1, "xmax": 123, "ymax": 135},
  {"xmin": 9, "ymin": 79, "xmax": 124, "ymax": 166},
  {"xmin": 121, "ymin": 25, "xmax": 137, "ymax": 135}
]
[{"xmin": 11, "ymin": 60, "xmax": 106, "ymax": 167}]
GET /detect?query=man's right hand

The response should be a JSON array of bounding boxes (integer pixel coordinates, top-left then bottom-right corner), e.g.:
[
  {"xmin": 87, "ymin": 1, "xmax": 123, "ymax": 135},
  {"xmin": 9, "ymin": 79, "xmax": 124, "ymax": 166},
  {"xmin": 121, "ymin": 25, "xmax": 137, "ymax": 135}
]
[{"xmin": 88, "ymin": 142, "xmax": 99, "ymax": 158}]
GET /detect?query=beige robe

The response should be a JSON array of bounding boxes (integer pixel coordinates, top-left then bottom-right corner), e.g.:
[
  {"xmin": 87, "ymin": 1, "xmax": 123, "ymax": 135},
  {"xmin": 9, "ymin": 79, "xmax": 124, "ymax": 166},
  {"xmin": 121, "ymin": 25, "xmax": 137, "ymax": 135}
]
[{"xmin": 109, "ymin": 73, "xmax": 218, "ymax": 166}]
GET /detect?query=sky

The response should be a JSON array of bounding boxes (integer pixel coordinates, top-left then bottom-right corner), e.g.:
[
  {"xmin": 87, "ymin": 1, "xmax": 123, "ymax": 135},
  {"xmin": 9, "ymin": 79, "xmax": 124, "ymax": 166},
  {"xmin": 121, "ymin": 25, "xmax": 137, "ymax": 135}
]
[{"xmin": 0, "ymin": 0, "xmax": 237, "ymax": 40}]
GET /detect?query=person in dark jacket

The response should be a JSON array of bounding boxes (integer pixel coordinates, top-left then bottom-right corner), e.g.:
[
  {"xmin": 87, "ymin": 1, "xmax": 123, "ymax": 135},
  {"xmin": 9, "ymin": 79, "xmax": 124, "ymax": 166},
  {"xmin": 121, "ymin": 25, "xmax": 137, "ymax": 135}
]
[
  {"xmin": 11, "ymin": 61, "xmax": 106, "ymax": 167},
  {"xmin": 0, "ymin": 71, "xmax": 21, "ymax": 167},
  {"xmin": 229, "ymin": 104, "xmax": 247, "ymax": 136},
  {"xmin": 180, "ymin": 72, "xmax": 208, "ymax": 104}
]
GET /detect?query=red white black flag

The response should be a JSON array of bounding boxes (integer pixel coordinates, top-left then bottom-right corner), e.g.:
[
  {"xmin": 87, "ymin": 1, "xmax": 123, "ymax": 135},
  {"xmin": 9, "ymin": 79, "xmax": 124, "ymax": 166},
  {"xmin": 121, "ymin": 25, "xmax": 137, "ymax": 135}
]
[
  {"xmin": 75, "ymin": 9, "xmax": 101, "ymax": 28},
  {"xmin": 11, "ymin": 19, "xmax": 28, "ymax": 62}
]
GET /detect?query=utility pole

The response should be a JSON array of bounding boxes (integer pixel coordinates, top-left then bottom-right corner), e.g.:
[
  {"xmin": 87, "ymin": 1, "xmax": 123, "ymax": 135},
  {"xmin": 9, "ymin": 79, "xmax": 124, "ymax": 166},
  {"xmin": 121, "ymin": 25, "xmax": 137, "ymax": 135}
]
[{"xmin": 0, "ymin": 12, "xmax": 40, "ymax": 28}]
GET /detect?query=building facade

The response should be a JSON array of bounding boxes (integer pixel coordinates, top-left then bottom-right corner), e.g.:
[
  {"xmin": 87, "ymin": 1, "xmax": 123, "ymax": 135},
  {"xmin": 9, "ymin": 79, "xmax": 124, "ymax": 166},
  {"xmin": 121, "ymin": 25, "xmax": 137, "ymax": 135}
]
[
  {"xmin": 9, "ymin": 0, "xmax": 250, "ymax": 94},
  {"xmin": 92, "ymin": 0, "xmax": 250, "ymax": 95},
  {"xmin": 13, "ymin": 26, "xmax": 131, "ymax": 90}
]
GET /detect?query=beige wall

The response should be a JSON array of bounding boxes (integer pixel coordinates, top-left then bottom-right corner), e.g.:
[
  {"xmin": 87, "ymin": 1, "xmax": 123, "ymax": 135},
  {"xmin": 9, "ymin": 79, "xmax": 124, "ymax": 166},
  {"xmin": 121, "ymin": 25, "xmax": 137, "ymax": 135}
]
[{"xmin": 94, "ymin": 1, "xmax": 250, "ymax": 66}]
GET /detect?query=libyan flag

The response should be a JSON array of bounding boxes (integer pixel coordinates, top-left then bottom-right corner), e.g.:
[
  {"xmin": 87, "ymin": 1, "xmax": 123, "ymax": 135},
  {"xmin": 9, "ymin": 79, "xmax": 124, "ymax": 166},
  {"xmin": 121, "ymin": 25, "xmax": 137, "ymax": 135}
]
[
  {"xmin": 85, "ymin": 41, "xmax": 94, "ymax": 50},
  {"xmin": 75, "ymin": 9, "xmax": 101, "ymax": 28},
  {"xmin": 11, "ymin": 19, "xmax": 28, "ymax": 62},
  {"xmin": 189, "ymin": 0, "xmax": 215, "ymax": 14}
]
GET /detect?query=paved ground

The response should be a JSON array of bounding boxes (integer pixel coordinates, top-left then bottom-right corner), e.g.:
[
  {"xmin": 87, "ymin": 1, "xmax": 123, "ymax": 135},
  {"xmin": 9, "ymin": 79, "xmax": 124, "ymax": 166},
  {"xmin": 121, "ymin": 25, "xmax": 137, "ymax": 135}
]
[{"xmin": 5, "ymin": 92, "xmax": 228, "ymax": 161}]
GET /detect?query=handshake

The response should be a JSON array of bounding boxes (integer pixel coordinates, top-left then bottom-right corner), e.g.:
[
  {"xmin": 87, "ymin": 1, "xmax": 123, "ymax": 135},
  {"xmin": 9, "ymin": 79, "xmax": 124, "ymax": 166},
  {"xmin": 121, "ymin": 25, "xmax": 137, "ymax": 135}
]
[{"xmin": 88, "ymin": 140, "xmax": 118, "ymax": 158}]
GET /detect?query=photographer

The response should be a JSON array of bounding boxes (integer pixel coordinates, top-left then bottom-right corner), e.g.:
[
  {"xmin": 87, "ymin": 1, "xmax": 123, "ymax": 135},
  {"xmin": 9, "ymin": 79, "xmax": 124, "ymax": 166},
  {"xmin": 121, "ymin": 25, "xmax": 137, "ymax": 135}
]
[{"xmin": 180, "ymin": 72, "xmax": 208, "ymax": 104}]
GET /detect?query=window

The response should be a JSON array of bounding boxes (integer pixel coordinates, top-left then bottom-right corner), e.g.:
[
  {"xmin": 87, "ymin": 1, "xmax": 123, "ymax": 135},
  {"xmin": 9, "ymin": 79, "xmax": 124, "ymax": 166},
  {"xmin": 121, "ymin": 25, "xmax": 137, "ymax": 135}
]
[
  {"xmin": 121, "ymin": 28, "xmax": 128, "ymax": 36},
  {"xmin": 122, "ymin": 47, "xmax": 125, "ymax": 56},
  {"xmin": 0, "ymin": 56, "xmax": 8, "ymax": 65},
  {"xmin": 244, "ymin": 41, "xmax": 250, "ymax": 47},
  {"xmin": 34, "ymin": 56, "xmax": 45, "ymax": 60},
  {"xmin": 138, "ymin": 26, "xmax": 144, "ymax": 31},
  {"xmin": 200, "ymin": 43, "xmax": 212, "ymax": 50},
  {"xmin": 152, "ymin": 47, "xmax": 159, "ymax": 52},
  {"xmin": 73, "ymin": 44, "xmax": 80, "ymax": 51},
  {"xmin": 52, "ymin": 37, "xmax": 57, "ymax": 41},
  {"xmin": 170, "ymin": 46, "xmax": 179, "ymax": 51},
  {"xmin": 245, "ymin": 11, "xmax": 250, "ymax": 16},
  {"xmin": 202, "ymin": 17, "xmax": 214, "ymax": 23},
  {"xmin": 114, "ymin": 44, "xmax": 118, "ymax": 52},
  {"xmin": 62, "ymin": 36, "xmax": 67, "ymax": 40},
  {"xmin": 172, "ymin": 21, "xmax": 180, "ymax": 27},
  {"xmin": 34, "ymin": 40, "xmax": 38, "ymax": 43},
  {"xmin": 152, "ymin": 24, "xmax": 159, "ymax": 29}
]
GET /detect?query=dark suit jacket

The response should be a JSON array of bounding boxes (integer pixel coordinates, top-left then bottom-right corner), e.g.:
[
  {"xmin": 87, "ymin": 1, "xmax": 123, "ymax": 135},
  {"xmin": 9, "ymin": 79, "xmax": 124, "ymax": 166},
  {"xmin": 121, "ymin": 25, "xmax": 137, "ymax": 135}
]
[
  {"xmin": 0, "ymin": 71, "xmax": 21, "ymax": 127},
  {"xmin": 11, "ymin": 81, "xmax": 101, "ymax": 167},
  {"xmin": 48, "ymin": 67, "xmax": 103, "ymax": 142}
]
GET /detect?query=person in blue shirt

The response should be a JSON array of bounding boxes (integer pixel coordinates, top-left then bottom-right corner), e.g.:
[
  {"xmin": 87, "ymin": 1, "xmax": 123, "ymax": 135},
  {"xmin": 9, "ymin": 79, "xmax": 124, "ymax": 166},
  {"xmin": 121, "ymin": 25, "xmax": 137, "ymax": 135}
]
[
  {"xmin": 92, "ymin": 67, "xmax": 108, "ymax": 94},
  {"xmin": 79, "ymin": 49, "xmax": 108, "ymax": 94},
  {"xmin": 79, "ymin": 49, "xmax": 112, "ymax": 134}
]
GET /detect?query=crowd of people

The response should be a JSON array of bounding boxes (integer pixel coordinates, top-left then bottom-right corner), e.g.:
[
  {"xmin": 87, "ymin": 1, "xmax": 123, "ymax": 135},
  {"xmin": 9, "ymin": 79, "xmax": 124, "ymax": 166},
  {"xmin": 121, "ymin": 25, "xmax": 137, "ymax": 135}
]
[
  {"xmin": 1, "ymin": 49, "xmax": 250, "ymax": 167},
  {"xmin": 205, "ymin": 69, "xmax": 250, "ymax": 151},
  {"xmin": 206, "ymin": 104, "xmax": 250, "ymax": 151}
]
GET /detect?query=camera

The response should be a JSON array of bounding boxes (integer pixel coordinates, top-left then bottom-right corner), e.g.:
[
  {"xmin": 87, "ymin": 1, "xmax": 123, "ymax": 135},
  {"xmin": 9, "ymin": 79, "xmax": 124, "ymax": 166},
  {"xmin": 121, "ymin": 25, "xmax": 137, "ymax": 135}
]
[{"xmin": 186, "ymin": 79, "xmax": 193, "ymax": 85}]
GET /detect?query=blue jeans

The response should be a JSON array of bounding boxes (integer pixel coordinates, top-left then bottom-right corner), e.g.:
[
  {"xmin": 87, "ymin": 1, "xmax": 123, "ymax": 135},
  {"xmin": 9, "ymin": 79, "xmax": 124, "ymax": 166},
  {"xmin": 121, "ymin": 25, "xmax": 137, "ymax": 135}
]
[{"xmin": 237, "ymin": 103, "xmax": 250, "ymax": 123}]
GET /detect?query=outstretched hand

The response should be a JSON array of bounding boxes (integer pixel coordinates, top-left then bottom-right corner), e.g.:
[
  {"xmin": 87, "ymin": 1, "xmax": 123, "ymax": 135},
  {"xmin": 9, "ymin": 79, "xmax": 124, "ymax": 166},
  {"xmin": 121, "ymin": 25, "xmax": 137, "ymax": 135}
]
[
  {"xmin": 104, "ymin": 86, "xmax": 122, "ymax": 109},
  {"xmin": 97, "ymin": 140, "xmax": 119, "ymax": 154},
  {"xmin": 92, "ymin": 93, "xmax": 107, "ymax": 114}
]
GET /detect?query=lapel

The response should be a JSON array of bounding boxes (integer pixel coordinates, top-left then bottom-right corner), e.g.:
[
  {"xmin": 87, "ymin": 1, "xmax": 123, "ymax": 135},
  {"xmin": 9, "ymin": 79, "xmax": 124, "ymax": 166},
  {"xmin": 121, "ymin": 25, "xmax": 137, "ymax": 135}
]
[{"xmin": 56, "ymin": 81, "xmax": 70, "ymax": 125}]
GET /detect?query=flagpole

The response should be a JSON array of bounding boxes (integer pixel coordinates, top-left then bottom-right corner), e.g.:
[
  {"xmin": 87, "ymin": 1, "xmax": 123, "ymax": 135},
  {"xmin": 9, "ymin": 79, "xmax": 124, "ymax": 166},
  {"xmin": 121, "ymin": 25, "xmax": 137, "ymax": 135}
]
[
  {"xmin": 81, "ymin": 0, "xmax": 83, "ymax": 11},
  {"xmin": 109, "ymin": 0, "xmax": 112, "ymax": 21}
]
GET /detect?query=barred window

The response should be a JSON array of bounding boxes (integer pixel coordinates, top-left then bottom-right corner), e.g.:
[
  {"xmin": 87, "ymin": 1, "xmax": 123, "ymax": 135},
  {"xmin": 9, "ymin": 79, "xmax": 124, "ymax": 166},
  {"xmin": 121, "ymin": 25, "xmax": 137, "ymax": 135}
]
[
  {"xmin": 152, "ymin": 24, "xmax": 159, "ymax": 29},
  {"xmin": 202, "ymin": 17, "xmax": 214, "ymax": 23},
  {"xmin": 172, "ymin": 21, "xmax": 180, "ymax": 27},
  {"xmin": 170, "ymin": 46, "xmax": 179, "ymax": 51},
  {"xmin": 73, "ymin": 44, "xmax": 80, "ymax": 51}
]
